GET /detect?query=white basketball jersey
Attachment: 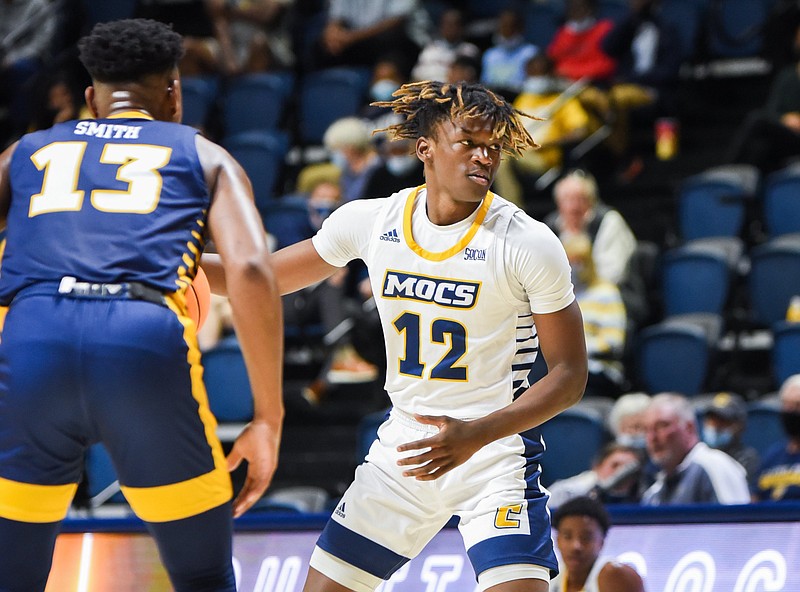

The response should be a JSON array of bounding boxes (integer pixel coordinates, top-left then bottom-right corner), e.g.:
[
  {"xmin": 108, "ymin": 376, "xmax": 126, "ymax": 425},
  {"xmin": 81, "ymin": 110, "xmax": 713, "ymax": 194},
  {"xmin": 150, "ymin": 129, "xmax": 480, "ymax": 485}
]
[{"xmin": 312, "ymin": 186, "xmax": 573, "ymax": 419}]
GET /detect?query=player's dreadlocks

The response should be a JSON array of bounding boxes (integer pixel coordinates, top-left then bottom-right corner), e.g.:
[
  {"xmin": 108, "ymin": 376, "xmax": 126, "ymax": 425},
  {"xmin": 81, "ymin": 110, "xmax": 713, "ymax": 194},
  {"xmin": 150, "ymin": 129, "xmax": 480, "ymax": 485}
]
[
  {"xmin": 372, "ymin": 80, "xmax": 539, "ymax": 157},
  {"xmin": 78, "ymin": 19, "xmax": 185, "ymax": 83}
]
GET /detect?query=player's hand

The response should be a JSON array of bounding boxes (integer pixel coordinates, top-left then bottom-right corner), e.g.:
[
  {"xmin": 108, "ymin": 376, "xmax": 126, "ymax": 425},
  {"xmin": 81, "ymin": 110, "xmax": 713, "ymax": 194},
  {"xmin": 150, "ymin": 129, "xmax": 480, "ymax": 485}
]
[
  {"xmin": 226, "ymin": 421, "xmax": 280, "ymax": 517},
  {"xmin": 395, "ymin": 415, "xmax": 485, "ymax": 480}
]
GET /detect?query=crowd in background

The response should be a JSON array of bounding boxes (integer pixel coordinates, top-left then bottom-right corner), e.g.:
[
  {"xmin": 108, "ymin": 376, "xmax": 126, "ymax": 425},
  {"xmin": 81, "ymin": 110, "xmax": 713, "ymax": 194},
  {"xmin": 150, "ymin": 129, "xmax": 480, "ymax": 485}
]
[{"xmin": 3, "ymin": 0, "xmax": 800, "ymax": 517}]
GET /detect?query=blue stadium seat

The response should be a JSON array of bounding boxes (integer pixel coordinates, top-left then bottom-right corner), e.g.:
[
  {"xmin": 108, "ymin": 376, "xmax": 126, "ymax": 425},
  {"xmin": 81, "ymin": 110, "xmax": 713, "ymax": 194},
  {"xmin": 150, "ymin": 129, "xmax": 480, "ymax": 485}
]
[
  {"xmin": 772, "ymin": 321, "xmax": 800, "ymax": 386},
  {"xmin": 706, "ymin": 0, "xmax": 769, "ymax": 59},
  {"xmin": 223, "ymin": 130, "xmax": 290, "ymax": 207},
  {"xmin": 634, "ymin": 314, "xmax": 722, "ymax": 396},
  {"xmin": 524, "ymin": 0, "xmax": 565, "ymax": 48},
  {"xmin": 762, "ymin": 163, "xmax": 800, "ymax": 239},
  {"xmin": 180, "ymin": 76, "xmax": 219, "ymax": 130},
  {"xmin": 202, "ymin": 338, "xmax": 254, "ymax": 423},
  {"xmin": 658, "ymin": 0, "xmax": 705, "ymax": 61},
  {"xmin": 748, "ymin": 236, "xmax": 800, "ymax": 327},
  {"xmin": 298, "ymin": 67, "xmax": 370, "ymax": 145},
  {"xmin": 221, "ymin": 72, "xmax": 294, "ymax": 136},
  {"xmin": 677, "ymin": 165, "xmax": 759, "ymax": 241},
  {"xmin": 260, "ymin": 194, "xmax": 314, "ymax": 250},
  {"xmin": 660, "ymin": 238, "xmax": 742, "ymax": 317},
  {"xmin": 540, "ymin": 405, "xmax": 608, "ymax": 487},
  {"xmin": 743, "ymin": 397, "xmax": 782, "ymax": 458}
]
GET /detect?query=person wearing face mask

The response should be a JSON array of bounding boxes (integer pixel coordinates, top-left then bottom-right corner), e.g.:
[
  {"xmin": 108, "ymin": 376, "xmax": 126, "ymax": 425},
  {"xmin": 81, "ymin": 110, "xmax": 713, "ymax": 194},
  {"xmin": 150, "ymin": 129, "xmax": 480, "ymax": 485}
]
[
  {"xmin": 492, "ymin": 54, "xmax": 594, "ymax": 208},
  {"xmin": 363, "ymin": 136, "xmax": 424, "ymax": 198},
  {"xmin": 547, "ymin": 0, "xmax": 617, "ymax": 85},
  {"xmin": 321, "ymin": 116, "xmax": 382, "ymax": 202},
  {"xmin": 562, "ymin": 233, "xmax": 627, "ymax": 399},
  {"xmin": 480, "ymin": 8, "xmax": 540, "ymax": 98},
  {"xmin": 701, "ymin": 392, "xmax": 760, "ymax": 482},
  {"xmin": 752, "ymin": 375, "xmax": 800, "ymax": 501}
]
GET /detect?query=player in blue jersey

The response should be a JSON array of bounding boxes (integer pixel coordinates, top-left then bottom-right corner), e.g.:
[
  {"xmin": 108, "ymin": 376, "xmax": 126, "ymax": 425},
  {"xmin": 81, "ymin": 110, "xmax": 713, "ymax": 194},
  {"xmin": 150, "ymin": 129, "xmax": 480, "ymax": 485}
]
[
  {"xmin": 0, "ymin": 19, "xmax": 283, "ymax": 591},
  {"xmin": 268, "ymin": 81, "xmax": 588, "ymax": 591}
]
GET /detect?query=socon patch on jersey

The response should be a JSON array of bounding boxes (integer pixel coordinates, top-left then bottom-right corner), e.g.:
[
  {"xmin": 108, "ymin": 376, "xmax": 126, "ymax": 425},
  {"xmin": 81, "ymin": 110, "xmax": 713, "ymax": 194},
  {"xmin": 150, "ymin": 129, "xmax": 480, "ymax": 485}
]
[{"xmin": 381, "ymin": 270, "xmax": 480, "ymax": 308}]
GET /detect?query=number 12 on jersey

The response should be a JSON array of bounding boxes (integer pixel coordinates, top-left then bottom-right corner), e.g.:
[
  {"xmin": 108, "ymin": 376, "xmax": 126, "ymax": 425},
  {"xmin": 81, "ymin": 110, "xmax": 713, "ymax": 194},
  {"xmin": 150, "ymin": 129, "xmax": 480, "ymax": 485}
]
[{"xmin": 393, "ymin": 311, "xmax": 468, "ymax": 381}]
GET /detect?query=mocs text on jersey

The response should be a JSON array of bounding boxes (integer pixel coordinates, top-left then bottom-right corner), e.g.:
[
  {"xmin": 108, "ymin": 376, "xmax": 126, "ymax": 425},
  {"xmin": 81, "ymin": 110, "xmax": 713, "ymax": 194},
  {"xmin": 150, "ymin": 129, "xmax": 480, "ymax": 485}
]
[{"xmin": 381, "ymin": 271, "xmax": 480, "ymax": 308}]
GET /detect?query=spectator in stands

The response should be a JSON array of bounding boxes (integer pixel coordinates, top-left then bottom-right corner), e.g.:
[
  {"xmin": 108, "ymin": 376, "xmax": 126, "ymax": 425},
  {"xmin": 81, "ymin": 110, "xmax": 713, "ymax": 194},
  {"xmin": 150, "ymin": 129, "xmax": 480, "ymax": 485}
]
[
  {"xmin": 207, "ymin": 0, "xmax": 296, "ymax": 73},
  {"xmin": 322, "ymin": 116, "xmax": 382, "ymax": 202},
  {"xmin": 701, "ymin": 392, "xmax": 760, "ymax": 482},
  {"xmin": 411, "ymin": 8, "xmax": 480, "ymax": 83},
  {"xmin": 641, "ymin": 393, "xmax": 751, "ymax": 506},
  {"xmin": 607, "ymin": 392, "xmax": 651, "ymax": 449},
  {"xmin": 493, "ymin": 54, "xmax": 594, "ymax": 207},
  {"xmin": 0, "ymin": 0, "xmax": 58, "ymax": 146},
  {"xmin": 26, "ymin": 49, "xmax": 92, "ymax": 134},
  {"xmin": 363, "ymin": 136, "xmax": 424, "ymax": 198},
  {"xmin": 550, "ymin": 496, "xmax": 645, "ymax": 592},
  {"xmin": 752, "ymin": 374, "xmax": 800, "ymax": 501},
  {"xmin": 548, "ymin": 443, "xmax": 644, "ymax": 508},
  {"xmin": 728, "ymin": 23, "xmax": 800, "ymax": 174},
  {"xmin": 135, "ymin": 0, "xmax": 238, "ymax": 75},
  {"xmin": 480, "ymin": 8, "xmax": 540, "ymax": 98},
  {"xmin": 361, "ymin": 54, "xmax": 409, "ymax": 132},
  {"xmin": 592, "ymin": 0, "xmax": 683, "ymax": 170},
  {"xmin": 446, "ymin": 53, "xmax": 481, "ymax": 85},
  {"xmin": 286, "ymin": 179, "xmax": 378, "ymax": 404},
  {"xmin": 310, "ymin": 0, "xmax": 429, "ymax": 73},
  {"xmin": 562, "ymin": 233, "xmax": 628, "ymax": 399},
  {"xmin": 547, "ymin": 0, "xmax": 617, "ymax": 85},
  {"xmin": 545, "ymin": 169, "xmax": 637, "ymax": 286}
]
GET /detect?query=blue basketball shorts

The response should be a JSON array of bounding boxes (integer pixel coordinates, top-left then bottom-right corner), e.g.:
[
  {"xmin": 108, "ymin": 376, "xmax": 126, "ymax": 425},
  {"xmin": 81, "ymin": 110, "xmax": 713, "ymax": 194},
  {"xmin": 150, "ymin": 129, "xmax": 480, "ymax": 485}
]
[{"xmin": 0, "ymin": 286, "xmax": 232, "ymax": 524}]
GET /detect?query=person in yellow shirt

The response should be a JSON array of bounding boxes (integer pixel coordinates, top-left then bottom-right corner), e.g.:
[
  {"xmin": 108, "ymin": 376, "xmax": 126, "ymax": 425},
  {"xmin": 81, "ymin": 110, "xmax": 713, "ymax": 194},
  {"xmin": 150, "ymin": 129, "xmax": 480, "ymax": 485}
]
[{"xmin": 493, "ymin": 54, "xmax": 594, "ymax": 208}]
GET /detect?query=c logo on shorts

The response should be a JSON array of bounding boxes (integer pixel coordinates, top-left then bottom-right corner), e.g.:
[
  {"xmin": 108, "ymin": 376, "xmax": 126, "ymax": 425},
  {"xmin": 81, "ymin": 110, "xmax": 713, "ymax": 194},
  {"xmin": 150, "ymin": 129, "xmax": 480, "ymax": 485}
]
[{"xmin": 494, "ymin": 503, "xmax": 523, "ymax": 529}]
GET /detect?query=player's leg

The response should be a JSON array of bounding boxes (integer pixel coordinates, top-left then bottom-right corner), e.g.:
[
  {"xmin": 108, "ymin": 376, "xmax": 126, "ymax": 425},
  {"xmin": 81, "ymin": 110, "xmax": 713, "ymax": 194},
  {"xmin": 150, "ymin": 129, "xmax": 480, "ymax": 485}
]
[
  {"xmin": 86, "ymin": 300, "xmax": 236, "ymax": 591},
  {"xmin": 303, "ymin": 566, "xmax": 364, "ymax": 592},
  {"xmin": 145, "ymin": 502, "xmax": 236, "ymax": 592},
  {"xmin": 450, "ymin": 431, "xmax": 557, "ymax": 592},
  {"xmin": 0, "ymin": 294, "xmax": 86, "ymax": 590},
  {"xmin": 303, "ymin": 410, "xmax": 451, "ymax": 592}
]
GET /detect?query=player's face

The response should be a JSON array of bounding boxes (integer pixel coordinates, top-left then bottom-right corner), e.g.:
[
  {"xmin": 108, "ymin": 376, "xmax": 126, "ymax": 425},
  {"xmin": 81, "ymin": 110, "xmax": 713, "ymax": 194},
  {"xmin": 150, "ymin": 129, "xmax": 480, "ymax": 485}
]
[
  {"xmin": 422, "ymin": 115, "xmax": 503, "ymax": 204},
  {"xmin": 556, "ymin": 515, "xmax": 604, "ymax": 575}
]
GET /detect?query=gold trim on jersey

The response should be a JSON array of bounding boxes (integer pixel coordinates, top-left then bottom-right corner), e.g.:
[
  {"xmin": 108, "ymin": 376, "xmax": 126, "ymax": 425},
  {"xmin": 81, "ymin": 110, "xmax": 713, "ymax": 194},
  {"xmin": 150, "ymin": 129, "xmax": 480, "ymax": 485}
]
[
  {"xmin": 402, "ymin": 185, "xmax": 494, "ymax": 261},
  {"xmin": 107, "ymin": 110, "xmax": 155, "ymax": 120},
  {"xmin": 0, "ymin": 477, "xmax": 78, "ymax": 523}
]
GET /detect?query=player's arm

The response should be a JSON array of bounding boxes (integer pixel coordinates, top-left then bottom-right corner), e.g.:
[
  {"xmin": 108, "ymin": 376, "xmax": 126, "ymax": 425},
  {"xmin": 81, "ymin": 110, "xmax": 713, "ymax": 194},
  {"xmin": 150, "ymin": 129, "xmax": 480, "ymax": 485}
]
[
  {"xmin": 597, "ymin": 561, "xmax": 645, "ymax": 592},
  {"xmin": 0, "ymin": 142, "xmax": 18, "ymax": 228},
  {"xmin": 202, "ymin": 239, "xmax": 340, "ymax": 296},
  {"xmin": 197, "ymin": 134, "xmax": 284, "ymax": 517}
]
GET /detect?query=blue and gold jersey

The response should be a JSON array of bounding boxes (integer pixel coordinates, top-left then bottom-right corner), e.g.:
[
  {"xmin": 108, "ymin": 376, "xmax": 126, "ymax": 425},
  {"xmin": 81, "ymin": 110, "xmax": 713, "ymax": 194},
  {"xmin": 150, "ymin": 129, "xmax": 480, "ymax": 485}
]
[{"xmin": 0, "ymin": 112, "xmax": 209, "ymax": 304}]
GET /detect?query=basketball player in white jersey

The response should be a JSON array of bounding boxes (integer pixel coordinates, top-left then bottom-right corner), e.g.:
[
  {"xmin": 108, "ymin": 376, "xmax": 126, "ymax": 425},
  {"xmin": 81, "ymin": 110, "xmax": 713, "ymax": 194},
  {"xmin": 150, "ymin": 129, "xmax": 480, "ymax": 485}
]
[{"xmin": 218, "ymin": 80, "xmax": 588, "ymax": 591}]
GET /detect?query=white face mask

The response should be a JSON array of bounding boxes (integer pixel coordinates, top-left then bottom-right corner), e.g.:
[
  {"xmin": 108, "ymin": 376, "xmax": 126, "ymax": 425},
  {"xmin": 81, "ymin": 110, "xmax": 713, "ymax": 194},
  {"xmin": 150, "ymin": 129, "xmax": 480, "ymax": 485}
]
[
  {"xmin": 522, "ymin": 76, "xmax": 557, "ymax": 95},
  {"xmin": 385, "ymin": 155, "xmax": 418, "ymax": 176},
  {"xmin": 370, "ymin": 79, "xmax": 400, "ymax": 102},
  {"xmin": 330, "ymin": 151, "xmax": 348, "ymax": 171}
]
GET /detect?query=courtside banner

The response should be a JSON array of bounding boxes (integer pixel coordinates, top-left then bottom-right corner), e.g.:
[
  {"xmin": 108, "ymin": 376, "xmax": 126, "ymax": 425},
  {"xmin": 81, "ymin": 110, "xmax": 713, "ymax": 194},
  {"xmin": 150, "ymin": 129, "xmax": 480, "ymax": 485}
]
[{"xmin": 48, "ymin": 505, "xmax": 800, "ymax": 591}]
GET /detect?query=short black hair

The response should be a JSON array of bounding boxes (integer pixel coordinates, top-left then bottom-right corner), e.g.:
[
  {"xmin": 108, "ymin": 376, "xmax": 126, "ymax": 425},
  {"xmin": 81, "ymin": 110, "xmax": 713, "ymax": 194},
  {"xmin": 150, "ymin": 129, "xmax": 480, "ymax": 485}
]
[
  {"xmin": 552, "ymin": 496, "xmax": 611, "ymax": 536},
  {"xmin": 372, "ymin": 80, "xmax": 538, "ymax": 157},
  {"xmin": 78, "ymin": 18, "xmax": 184, "ymax": 83}
]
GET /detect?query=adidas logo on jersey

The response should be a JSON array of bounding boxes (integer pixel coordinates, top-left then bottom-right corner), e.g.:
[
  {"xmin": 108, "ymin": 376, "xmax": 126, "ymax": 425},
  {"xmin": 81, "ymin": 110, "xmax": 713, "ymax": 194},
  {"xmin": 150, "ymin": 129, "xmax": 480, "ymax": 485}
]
[
  {"xmin": 382, "ymin": 270, "xmax": 480, "ymax": 308},
  {"xmin": 379, "ymin": 228, "xmax": 400, "ymax": 243},
  {"xmin": 335, "ymin": 501, "xmax": 346, "ymax": 518}
]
